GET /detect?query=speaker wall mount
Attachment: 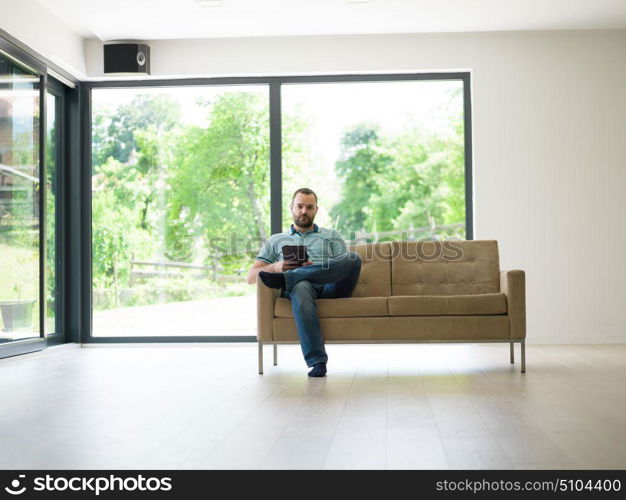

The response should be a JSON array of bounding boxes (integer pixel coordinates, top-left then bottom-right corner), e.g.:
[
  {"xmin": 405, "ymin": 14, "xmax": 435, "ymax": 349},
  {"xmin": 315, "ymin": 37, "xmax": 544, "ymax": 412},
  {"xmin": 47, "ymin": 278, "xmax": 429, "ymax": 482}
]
[{"xmin": 104, "ymin": 43, "xmax": 150, "ymax": 75}]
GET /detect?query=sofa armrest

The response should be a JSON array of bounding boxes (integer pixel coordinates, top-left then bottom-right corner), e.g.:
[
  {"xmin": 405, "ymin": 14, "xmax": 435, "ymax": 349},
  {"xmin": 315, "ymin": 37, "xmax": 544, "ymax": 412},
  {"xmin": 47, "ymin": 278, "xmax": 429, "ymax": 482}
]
[
  {"xmin": 257, "ymin": 279, "xmax": 278, "ymax": 342},
  {"xmin": 500, "ymin": 270, "xmax": 526, "ymax": 339}
]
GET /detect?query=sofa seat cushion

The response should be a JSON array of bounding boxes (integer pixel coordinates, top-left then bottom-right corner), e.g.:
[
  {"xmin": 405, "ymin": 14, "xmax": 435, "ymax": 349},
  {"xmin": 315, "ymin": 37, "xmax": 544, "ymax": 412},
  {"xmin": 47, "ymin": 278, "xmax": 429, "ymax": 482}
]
[
  {"xmin": 275, "ymin": 297, "xmax": 388, "ymax": 318},
  {"xmin": 388, "ymin": 293, "xmax": 507, "ymax": 316}
]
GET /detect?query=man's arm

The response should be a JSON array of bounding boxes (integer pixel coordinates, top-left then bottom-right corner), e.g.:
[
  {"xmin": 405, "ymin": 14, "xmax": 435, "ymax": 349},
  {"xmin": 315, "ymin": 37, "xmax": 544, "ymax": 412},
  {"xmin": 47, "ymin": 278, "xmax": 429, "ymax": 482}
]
[
  {"xmin": 247, "ymin": 260, "xmax": 274, "ymax": 285},
  {"xmin": 246, "ymin": 259, "xmax": 302, "ymax": 284}
]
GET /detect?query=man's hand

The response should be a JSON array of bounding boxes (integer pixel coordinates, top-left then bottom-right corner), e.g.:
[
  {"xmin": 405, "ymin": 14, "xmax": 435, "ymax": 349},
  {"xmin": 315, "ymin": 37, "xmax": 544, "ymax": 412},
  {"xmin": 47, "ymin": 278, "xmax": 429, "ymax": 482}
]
[
  {"xmin": 247, "ymin": 259, "xmax": 314, "ymax": 284},
  {"xmin": 271, "ymin": 260, "xmax": 301, "ymax": 272}
]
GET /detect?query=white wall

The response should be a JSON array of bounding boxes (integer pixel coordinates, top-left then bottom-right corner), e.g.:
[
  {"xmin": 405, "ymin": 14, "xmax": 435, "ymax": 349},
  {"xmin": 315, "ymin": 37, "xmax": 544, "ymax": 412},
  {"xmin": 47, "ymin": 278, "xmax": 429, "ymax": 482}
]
[
  {"xmin": 1, "ymin": 0, "xmax": 86, "ymax": 78},
  {"xmin": 81, "ymin": 29, "xmax": 626, "ymax": 344}
]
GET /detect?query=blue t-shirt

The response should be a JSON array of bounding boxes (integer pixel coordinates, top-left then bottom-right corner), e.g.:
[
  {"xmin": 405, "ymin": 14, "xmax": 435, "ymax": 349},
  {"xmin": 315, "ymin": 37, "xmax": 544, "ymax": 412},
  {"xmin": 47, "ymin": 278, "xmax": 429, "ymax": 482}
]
[{"xmin": 256, "ymin": 224, "xmax": 347, "ymax": 265}]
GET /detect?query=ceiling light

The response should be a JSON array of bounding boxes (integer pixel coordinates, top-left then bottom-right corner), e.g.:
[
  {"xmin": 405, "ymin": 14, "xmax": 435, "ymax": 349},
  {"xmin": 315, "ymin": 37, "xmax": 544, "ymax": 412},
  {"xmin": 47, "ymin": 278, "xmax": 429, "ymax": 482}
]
[{"xmin": 347, "ymin": 0, "xmax": 373, "ymax": 3}]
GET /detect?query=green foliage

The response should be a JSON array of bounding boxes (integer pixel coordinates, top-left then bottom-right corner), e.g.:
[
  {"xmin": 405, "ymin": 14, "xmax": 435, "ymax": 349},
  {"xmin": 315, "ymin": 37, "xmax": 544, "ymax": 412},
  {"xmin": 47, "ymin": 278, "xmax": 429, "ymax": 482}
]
[
  {"xmin": 167, "ymin": 92, "xmax": 271, "ymax": 262},
  {"xmin": 0, "ymin": 244, "xmax": 38, "ymax": 302},
  {"xmin": 331, "ymin": 86, "xmax": 465, "ymax": 240},
  {"xmin": 92, "ymin": 94, "xmax": 180, "ymax": 167},
  {"xmin": 91, "ymin": 94, "xmax": 180, "ymax": 288},
  {"xmin": 11, "ymin": 129, "xmax": 37, "ymax": 166},
  {"xmin": 329, "ymin": 123, "xmax": 394, "ymax": 236},
  {"xmin": 280, "ymin": 102, "xmax": 313, "ymax": 225},
  {"xmin": 46, "ymin": 122, "xmax": 58, "ymax": 318},
  {"xmin": 87, "ymin": 85, "xmax": 466, "ymax": 310},
  {"xmin": 91, "ymin": 190, "xmax": 132, "ymax": 288}
]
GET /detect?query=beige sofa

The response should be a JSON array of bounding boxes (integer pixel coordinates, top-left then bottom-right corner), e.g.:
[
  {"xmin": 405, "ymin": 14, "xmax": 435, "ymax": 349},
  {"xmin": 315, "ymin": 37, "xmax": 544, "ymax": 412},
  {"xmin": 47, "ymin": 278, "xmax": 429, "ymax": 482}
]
[{"xmin": 257, "ymin": 239, "xmax": 526, "ymax": 374}]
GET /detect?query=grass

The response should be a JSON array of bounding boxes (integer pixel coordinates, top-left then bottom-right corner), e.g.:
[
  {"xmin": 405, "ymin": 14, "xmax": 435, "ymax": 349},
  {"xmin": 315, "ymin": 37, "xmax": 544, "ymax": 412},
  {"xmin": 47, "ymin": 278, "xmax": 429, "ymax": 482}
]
[
  {"xmin": 0, "ymin": 243, "xmax": 41, "ymax": 331},
  {"xmin": 0, "ymin": 243, "xmax": 39, "ymax": 302}
]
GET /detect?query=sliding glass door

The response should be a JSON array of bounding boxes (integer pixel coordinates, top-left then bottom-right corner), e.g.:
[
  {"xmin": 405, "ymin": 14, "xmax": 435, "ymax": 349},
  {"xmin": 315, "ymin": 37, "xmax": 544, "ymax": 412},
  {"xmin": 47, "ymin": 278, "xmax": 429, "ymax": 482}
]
[
  {"xmin": 0, "ymin": 43, "xmax": 67, "ymax": 357},
  {"xmin": 45, "ymin": 80, "xmax": 65, "ymax": 341},
  {"xmin": 0, "ymin": 52, "xmax": 41, "ymax": 344}
]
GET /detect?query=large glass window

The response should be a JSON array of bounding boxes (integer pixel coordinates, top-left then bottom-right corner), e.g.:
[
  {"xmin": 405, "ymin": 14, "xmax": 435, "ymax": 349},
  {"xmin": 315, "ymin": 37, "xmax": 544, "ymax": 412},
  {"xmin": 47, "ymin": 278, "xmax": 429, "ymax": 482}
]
[
  {"xmin": 0, "ymin": 54, "xmax": 41, "ymax": 342},
  {"xmin": 45, "ymin": 91, "xmax": 60, "ymax": 335},
  {"xmin": 91, "ymin": 86, "xmax": 270, "ymax": 337},
  {"xmin": 282, "ymin": 80, "xmax": 466, "ymax": 242},
  {"xmin": 90, "ymin": 77, "xmax": 470, "ymax": 339}
]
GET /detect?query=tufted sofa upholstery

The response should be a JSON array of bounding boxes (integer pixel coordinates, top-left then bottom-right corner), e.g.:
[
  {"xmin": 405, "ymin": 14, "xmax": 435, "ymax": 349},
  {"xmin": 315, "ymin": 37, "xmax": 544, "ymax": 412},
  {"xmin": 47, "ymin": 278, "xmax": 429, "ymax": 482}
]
[{"xmin": 257, "ymin": 240, "xmax": 526, "ymax": 373}]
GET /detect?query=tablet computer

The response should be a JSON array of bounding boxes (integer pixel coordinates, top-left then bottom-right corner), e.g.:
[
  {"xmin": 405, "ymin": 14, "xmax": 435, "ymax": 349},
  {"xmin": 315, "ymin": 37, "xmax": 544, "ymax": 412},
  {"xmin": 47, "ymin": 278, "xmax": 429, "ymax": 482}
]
[{"xmin": 282, "ymin": 245, "xmax": 309, "ymax": 266}]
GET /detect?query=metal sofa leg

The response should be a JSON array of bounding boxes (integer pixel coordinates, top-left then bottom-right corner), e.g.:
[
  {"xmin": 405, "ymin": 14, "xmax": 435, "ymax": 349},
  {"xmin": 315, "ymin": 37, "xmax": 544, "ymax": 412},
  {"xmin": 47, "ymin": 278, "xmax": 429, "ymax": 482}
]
[
  {"xmin": 510, "ymin": 342, "xmax": 514, "ymax": 364},
  {"xmin": 273, "ymin": 344, "xmax": 278, "ymax": 366},
  {"xmin": 258, "ymin": 343, "xmax": 264, "ymax": 374},
  {"xmin": 521, "ymin": 340, "xmax": 526, "ymax": 373}
]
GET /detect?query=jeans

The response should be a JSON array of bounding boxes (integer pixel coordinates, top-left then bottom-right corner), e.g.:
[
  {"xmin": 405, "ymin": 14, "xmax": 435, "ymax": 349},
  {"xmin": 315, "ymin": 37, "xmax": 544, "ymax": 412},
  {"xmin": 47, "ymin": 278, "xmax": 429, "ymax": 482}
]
[{"xmin": 281, "ymin": 251, "xmax": 362, "ymax": 367}]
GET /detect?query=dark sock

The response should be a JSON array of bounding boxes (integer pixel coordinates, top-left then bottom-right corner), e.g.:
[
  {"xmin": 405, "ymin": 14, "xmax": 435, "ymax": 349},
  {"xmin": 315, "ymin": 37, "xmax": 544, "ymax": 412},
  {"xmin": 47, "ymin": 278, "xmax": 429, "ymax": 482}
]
[
  {"xmin": 308, "ymin": 362, "xmax": 327, "ymax": 377},
  {"xmin": 258, "ymin": 271, "xmax": 286, "ymax": 289}
]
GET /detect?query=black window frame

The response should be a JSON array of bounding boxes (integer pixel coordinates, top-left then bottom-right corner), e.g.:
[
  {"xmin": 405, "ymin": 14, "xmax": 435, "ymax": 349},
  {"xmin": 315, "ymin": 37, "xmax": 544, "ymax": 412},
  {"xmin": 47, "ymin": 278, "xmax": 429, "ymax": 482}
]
[
  {"xmin": 45, "ymin": 77, "xmax": 68, "ymax": 346},
  {"xmin": 0, "ymin": 30, "xmax": 77, "ymax": 359}
]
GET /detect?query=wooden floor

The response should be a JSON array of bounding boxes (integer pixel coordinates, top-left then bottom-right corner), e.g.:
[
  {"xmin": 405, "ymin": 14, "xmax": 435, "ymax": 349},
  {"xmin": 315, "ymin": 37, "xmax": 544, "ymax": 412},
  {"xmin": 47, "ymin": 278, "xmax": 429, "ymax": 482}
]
[{"xmin": 0, "ymin": 342, "xmax": 625, "ymax": 470}]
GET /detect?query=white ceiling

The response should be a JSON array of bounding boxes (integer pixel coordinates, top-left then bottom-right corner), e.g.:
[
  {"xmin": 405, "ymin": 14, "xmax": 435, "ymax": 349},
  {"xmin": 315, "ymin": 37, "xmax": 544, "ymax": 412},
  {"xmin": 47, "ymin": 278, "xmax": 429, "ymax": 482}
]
[{"xmin": 37, "ymin": 0, "xmax": 626, "ymax": 41}]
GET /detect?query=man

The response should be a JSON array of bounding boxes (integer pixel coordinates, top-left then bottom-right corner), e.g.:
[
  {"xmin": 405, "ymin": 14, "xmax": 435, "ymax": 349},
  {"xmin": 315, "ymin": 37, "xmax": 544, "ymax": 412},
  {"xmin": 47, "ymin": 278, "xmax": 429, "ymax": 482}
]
[{"xmin": 247, "ymin": 188, "xmax": 362, "ymax": 377}]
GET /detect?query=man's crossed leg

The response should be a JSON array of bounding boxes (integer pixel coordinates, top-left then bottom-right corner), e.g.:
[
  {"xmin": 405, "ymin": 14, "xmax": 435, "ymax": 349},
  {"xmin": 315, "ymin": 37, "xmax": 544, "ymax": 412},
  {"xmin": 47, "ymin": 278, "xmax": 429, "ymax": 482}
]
[{"xmin": 260, "ymin": 252, "xmax": 362, "ymax": 377}]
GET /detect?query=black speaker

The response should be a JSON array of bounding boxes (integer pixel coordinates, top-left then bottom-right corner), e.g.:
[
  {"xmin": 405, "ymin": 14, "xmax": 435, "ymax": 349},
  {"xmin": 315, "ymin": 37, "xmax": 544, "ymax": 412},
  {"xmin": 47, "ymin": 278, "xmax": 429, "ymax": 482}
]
[{"xmin": 104, "ymin": 43, "xmax": 150, "ymax": 75}]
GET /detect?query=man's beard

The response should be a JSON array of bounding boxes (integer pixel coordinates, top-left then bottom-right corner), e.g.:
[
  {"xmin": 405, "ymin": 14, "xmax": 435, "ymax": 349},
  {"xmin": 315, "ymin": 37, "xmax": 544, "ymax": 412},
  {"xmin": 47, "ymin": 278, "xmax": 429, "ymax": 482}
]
[{"xmin": 293, "ymin": 214, "xmax": 314, "ymax": 228}]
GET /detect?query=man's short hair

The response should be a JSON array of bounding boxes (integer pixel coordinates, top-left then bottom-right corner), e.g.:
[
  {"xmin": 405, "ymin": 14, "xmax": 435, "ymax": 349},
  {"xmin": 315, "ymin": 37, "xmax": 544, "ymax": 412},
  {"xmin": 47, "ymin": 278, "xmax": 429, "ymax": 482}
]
[{"xmin": 291, "ymin": 188, "xmax": 318, "ymax": 205}]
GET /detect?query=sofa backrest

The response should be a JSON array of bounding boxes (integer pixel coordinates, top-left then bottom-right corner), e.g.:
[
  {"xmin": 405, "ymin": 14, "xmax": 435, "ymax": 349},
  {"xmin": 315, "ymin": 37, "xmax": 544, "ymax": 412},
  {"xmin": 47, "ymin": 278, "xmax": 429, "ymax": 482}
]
[
  {"xmin": 390, "ymin": 240, "xmax": 500, "ymax": 296},
  {"xmin": 348, "ymin": 242, "xmax": 392, "ymax": 297}
]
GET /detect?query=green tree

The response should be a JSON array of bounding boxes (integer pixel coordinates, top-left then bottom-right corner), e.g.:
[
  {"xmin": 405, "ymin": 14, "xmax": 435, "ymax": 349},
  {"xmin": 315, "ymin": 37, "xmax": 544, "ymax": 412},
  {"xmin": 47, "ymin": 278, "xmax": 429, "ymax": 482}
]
[
  {"xmin": 167, "ymin": 92, "xmax": 270, "ymax": 262},
  {"xmin": 92, "ymin": 94, "xmax": 180, "ymax": 168},
  {"xmin": 91, "ymin": 94, "xmax": 179, "ymax": 287},
  {"xmin": 92, "ymin": 190, "xmax": 132, "ymax": 288},
  {"xmin": 329, "ymin": 86, "xmax": 465, "ymax": 240},
  {"xmin": 428, "ymin": 87, "xmax": 465, "ymax": 227},
  {"xmin": 329, "ymin": 124, "xmax": 394, "ymax": 237}
]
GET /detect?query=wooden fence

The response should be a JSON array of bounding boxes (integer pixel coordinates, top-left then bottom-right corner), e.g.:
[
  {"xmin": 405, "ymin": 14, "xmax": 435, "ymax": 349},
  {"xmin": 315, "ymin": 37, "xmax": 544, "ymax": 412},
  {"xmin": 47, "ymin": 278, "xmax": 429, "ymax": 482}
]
[
  {"xmin": 127, "ymin": 221, "xmax": 464, "ymax": 285},
  {"xmin": 129, "ymin": 255, "xmax": 244, "ymax": 285}
]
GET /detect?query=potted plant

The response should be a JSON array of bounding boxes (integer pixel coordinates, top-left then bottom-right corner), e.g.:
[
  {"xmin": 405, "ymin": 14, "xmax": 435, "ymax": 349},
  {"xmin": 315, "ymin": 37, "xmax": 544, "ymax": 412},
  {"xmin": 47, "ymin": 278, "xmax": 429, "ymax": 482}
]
[{"xmin": 0, "ymin": 250, "xmax": 37, "ymax": 333}]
